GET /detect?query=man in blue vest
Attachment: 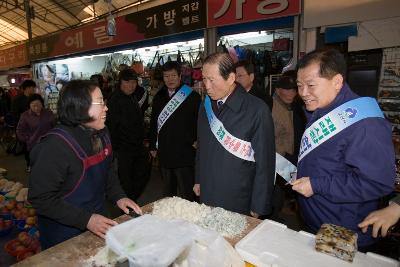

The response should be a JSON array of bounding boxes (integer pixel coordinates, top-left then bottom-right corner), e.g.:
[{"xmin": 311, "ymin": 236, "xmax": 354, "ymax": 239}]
[{"xmin": 292, "ymin": 49, "xmax": 395, "ymax": 250}]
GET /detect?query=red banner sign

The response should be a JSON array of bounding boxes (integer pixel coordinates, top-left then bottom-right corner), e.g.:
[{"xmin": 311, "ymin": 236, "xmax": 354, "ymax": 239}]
[
  {"xmin": 0, "ymin": 44, "xmax": 29, "ymax": 71},
  {"xmin": 28, "ymin": 0, "xmax": 206, "ymax": 61},
  {"xmin": 208, "ymin": 0, "xmax": 301, "ymax": 27}
]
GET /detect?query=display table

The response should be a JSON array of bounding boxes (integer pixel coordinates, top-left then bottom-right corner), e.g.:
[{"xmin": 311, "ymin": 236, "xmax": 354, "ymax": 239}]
[{"xmin": 11, "ymin": 202, "xmax": 261, "ymax": 266}]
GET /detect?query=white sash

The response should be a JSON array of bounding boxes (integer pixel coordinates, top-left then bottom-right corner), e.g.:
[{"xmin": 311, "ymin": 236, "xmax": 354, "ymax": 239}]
[
  {"xmin": 138, "ymin": 89, "xmax": 148, "ymax": 108},
  {"xmin": 204, "ymin": 95, "xmax": 255, "ymax": 162},
  {"xmin": 157, "ymin": 85, "xmax": 193, "ymax": 133},
  {"xmin": 298, "ymin": 97, "xmax": 384, "ymax": 163}
]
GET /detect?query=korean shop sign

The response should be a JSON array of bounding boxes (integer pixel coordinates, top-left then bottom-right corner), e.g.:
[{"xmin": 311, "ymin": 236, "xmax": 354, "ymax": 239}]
[
  {"xmin": 27, "ymin": 0, "xmax": 206, "ymax": 61},
  {"xmin": 208, "ymin": 0, "xmax": 300, "ymax": 27},
  {"xmin": 126, "ymin": 0, "xmax": 206, "ymax": 38},
  {"xmin": 0, "ymin": 44, "xmax": 29, "ymax": 70}
]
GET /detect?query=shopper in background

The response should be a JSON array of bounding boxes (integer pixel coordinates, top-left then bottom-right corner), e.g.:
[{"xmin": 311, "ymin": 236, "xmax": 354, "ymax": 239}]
[
  {"xmin": 28, "ymin": 80, "xmax": 141, "ymax": 249},
  {"xmin": 16, "ymin": 94, "xmax": 55, "ymax": 172},
  {"xmin": 195, "ymin": 52, "xmax": 275, "ymax": 217},
  {"xmin": 272, "ymin": 73, "xmax": 306, "ymax": 164},
  {"xmin": 0, "ymin": 87, "xmax": 11, "ymax": 122},
  {"xmin": 10, "ymin": 79, "xmax": 36, "ymax": 156},
  {"xmin": 293, "ymin": 49, "xmax": 395, "ymax": 249},
  {"xmin": 149, "ymin": 61, "xmax": 201, "ymax": 201},
  {"xmin": 269, "ymin": 73, "xmax": 306, "ymax": 220},
  {"xmin": 235, "ymin": 60, "xmax": 273, "ymax": 111},
  {"xmin": 106, "ymin": 69, "xmax": 149, "ymax": 201},
  {"xmin": 11, "ymin": 79, "xmax": 36, "ymax": 124}
]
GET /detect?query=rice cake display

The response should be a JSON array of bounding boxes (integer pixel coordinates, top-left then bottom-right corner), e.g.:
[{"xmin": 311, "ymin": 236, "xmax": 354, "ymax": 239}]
[
  {"xmin": 152, "ymin": 197, "xmax": 247, "ymax": 238},
  {"xmin": 315, "ymin": 223, "xmax": 358, "ymax": 262}
]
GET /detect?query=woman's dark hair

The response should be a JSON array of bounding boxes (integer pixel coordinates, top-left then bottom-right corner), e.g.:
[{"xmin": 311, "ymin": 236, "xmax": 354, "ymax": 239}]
[
  {"xmin": 57, "ymin": 80, "xmax": 98, "ymax": 126},
  {"xmin": 28, "ymin": 93, "xmax": 44, "ymax": 107},
  {"xmin": 203, "ymin": 52, "xmax": 235, "ymax": 80},
  {"xmin": 297, "ymin": 49, "xmax": 347, "ymax": 80},
  {"xmin": 162, "ymin": 61, "xmax": 181, "ymax": 75}
]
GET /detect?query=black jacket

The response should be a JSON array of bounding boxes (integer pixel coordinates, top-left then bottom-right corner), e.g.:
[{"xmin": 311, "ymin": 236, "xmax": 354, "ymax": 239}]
[
  {"xmin": 28, "ymin": 125, "xmax": 125, "ymax": 230},
  {"xmin": 149, "ymin": 84, "xmax": 201, "ymax": 168},
  {"xmin": 196, "ymin": 85, "xmax": 276, "ymax": 215},
  {"xmin": 106, "ymin": 89, "xmax": 144, "ymax": 152},
  {"xmin": 11, "ymin": 93, "xmax": 29, "ymax": 124},
  {"xmin": 249, "ymin": 85, "xmax": 273, "ymax": 111}
]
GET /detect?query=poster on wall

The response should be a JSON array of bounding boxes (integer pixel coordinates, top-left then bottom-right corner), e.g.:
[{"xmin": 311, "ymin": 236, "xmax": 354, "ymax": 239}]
[{"xmin": 34, "ymin": 63, "xmax": 71, "ymax": 113}]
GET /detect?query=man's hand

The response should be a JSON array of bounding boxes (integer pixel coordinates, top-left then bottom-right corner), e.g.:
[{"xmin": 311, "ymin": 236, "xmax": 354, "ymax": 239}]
[
  {"xmin": 116, "ymin": 197, "xmax": 142, "ymax": 215},
  {"xmin": 192, "ymin": 141, "xmax": 197, "ymax": 149},
  {"xmin": 87, "ymin": 214, "xmax": 117, "ymax": 239},
  {"xmin": 193, "ymin": 184, "xmax": 200, "ymax": 196},
  {"xmin": 358, "ymin": 202, "xmax": 400, "ymax": 237},
  {"xmin": 250, "ymin": 211, "xmax": 259, "ymax": 218},
  {"xmin": 150, "ymin": 150, "xmax": 157, "ymax": 158},
  {"xmin": 292, "ymin": 177, "xmax": 314, "ymax": 197}
]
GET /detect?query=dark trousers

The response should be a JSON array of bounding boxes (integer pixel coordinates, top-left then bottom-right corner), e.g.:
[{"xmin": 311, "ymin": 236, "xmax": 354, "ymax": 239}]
[
  {"xmin": 160, "ymin": 166, "xmax": 195, "ymax": 201},
  {"xmin": 24, "ymin": 147, "xmax": 30, "ymax": 167},
  {"xmin": 116, "ymin": 148, "xmax": 149, "ymax": 201}
]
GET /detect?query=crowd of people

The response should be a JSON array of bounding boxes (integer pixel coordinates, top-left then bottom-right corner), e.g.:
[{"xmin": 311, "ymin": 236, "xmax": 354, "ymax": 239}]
[{"xmin": 0, "ymin": 49, "xmax": 398, "ymax": 256}]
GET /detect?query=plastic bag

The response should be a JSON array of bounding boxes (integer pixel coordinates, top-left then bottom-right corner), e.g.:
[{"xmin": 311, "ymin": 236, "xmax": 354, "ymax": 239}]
[{"xmin": 105, "ymin": 214, "xmax": 244, "ymax": 267}]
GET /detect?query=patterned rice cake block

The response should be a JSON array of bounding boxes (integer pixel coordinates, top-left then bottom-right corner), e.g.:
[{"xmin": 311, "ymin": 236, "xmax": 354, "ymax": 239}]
[{"xmin": 315, "ymin": 223, "xmax": 358, "ymax": 262}]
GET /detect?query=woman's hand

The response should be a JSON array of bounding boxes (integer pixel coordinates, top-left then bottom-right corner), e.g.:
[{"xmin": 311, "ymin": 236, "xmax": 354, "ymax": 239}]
[
  {"xmin": 117, "ymin": 197, "xmax": 142, "ymax": 215},
  {"xmin": 87, "ymin": 214, "xmax": 117, "ymax": 239}
]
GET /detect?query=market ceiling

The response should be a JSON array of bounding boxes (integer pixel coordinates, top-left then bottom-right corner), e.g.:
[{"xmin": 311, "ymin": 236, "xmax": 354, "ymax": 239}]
[{"xmin": 0, "ymin": 0, "xmax": 162, "ymax": 48}]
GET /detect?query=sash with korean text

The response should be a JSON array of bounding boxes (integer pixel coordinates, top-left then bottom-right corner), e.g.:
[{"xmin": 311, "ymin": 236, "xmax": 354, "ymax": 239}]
[
  {"xmin": 157, "ymin": 85, "xmax": 193, "ymax": 133},
  {"xmin": 138, "ymin": 89, "xmax": 148, "ymax": 108},
  {"xmin": 298, "ymin": 97, "xmax": 384, "ymax": 163},
  {"xmin": 205, "ymin": 95, "xmax": 303, "ymax": 181},
  {"xmin": 204, "ymin": 95, "xmax": 255, "ymax": 162}
]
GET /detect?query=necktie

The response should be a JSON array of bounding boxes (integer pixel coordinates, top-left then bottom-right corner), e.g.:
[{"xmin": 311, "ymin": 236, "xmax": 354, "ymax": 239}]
[{"xmin": 217, "ymin": 100, "xmax": 224, "ymax": 110}]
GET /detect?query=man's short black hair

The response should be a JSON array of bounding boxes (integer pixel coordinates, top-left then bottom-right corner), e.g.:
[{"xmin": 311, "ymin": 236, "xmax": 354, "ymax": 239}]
[
  {"xmin": 203, "ymin": 52, "xmax": 235, "ymax": 80},
  {"xmin": 235, "ymin": 60, "xmax": 255, "ymax": 75},
  {"xmin": 297, "ymin": 49, "xmax": 347, "ymax": 80},
  {"xmin": 57, "ymin": 80, "xmax": 98, "ymax": 126},
  {"xmin": 20, "ymin": 80, "xmax": 36, "ymax": 90},
  {"xmin": 162, "ymin": 61, "xmax": 181, "ymax": 75}
]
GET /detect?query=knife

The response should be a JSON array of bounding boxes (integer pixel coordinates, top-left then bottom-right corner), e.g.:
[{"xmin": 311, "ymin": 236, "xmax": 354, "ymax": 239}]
[{"xmin": 128, "ymin": 208, "xmax": 142, "ymax": 218}]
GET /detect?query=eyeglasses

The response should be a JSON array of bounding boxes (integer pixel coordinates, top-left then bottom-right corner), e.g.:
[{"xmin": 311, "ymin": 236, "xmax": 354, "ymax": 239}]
[{"xmin": 91, "ymin": 100, "xmax": 106, "ymax": 106}]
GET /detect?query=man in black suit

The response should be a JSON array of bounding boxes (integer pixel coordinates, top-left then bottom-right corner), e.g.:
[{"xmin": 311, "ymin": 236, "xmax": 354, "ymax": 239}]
[{"xmin": 235, "ymin": 60, "xmax": 273, "ymax": 111}]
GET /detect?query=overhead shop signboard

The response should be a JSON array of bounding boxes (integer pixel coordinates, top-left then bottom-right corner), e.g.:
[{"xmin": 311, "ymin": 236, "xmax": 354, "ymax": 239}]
[
  {"xmin": 28, "ymin": 0, "xmax": 206, "ymax": 61},
  {"xmin": 208, "ymin": 0, "xmax": 301, "ymax": 27},
  {"xmin": 0, "ymin": 44, "xmax": 29, "ymax": 71}
]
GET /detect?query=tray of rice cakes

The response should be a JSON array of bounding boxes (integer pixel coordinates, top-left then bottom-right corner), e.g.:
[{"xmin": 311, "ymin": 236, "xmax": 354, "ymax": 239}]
[{"xmin": 235, "ymin": 220, "xmax": 399, "ymax": 267}]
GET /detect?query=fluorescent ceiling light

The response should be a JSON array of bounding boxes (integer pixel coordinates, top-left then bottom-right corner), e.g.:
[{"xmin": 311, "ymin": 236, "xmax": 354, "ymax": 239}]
[
  {"xmin": 83, "ymin": 6, "xmax": 95, "ymax": 17},
  {"xmin": 0, "ymin": 18, "xmax": 28, "ymax": 41}
]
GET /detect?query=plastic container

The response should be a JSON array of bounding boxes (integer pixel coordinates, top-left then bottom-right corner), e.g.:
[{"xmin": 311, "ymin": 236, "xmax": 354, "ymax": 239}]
[{"xmin": 235, "ymin": 219, "xmax": 399, "ymax": 267}]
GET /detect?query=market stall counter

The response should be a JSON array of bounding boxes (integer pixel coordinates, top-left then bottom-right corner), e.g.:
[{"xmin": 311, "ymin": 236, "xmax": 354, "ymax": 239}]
[{"xmin": 11, "ymin": 201, "xmax": 261, "ymax": 267}]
